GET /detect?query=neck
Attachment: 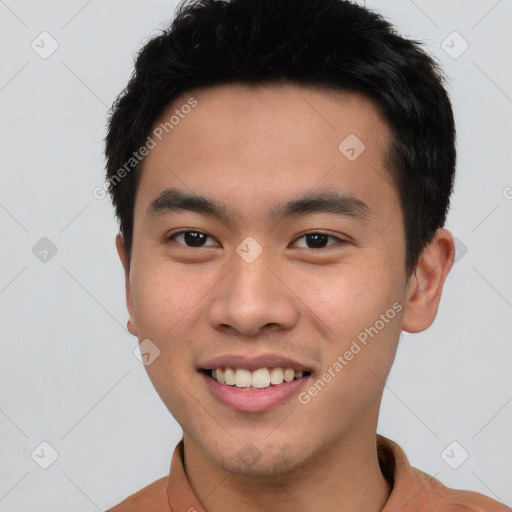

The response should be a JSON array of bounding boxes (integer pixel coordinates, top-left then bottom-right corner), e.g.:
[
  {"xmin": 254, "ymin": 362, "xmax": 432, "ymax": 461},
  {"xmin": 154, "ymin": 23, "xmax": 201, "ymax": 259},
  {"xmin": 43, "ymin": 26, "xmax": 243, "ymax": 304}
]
[{"xmin": 182, "ymin": 423, "xmax": 391, "ymax": 512}]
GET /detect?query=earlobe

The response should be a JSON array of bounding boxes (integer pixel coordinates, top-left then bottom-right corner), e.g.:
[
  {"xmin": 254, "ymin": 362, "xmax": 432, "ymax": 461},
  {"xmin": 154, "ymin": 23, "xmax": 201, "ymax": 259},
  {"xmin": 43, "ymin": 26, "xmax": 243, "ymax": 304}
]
[
  {"xmin": 401, "ymin": 228, "xmax": 455, "ymax": 333},
  {"xmin": 115, "ymin": 234, "xmax": 139, "ymax": 337},
  {"xmin": 127, "ymin": 319, "xmax": 138, "ymax": 336}
]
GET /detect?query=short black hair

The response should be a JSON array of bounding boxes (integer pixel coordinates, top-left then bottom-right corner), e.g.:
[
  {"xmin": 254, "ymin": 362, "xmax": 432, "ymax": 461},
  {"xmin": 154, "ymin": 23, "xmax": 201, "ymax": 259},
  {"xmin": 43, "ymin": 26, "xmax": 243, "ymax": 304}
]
[{"xmin": 104, "ymin": 0, "xmax": 456, "ymax": 275}]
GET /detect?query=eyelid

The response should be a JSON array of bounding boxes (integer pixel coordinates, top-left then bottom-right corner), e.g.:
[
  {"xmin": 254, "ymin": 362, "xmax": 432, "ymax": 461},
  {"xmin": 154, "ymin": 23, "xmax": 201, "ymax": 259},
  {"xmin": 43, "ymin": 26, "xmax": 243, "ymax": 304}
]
[
  {"xmin": 167, "ymin": 229, "xmax": 347, "ymax": 249},
  {"xmin": 290, "ymin": 231, "xmax": 346, "ymax": 249},
  {"xmin": 167, "ymin": 229, "xmax": 220, "ymax": 246}
]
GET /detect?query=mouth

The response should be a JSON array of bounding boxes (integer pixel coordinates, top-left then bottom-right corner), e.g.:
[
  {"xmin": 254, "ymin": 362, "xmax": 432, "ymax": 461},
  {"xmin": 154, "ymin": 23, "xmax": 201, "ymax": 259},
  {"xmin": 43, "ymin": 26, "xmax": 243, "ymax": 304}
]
[
  {"xmin": 201, "ymin": 367, "xmax": 312, "ymax": 390},
  {"xmin": 198, "ymin": 356, "xmax": 314, "ymax": 412}
]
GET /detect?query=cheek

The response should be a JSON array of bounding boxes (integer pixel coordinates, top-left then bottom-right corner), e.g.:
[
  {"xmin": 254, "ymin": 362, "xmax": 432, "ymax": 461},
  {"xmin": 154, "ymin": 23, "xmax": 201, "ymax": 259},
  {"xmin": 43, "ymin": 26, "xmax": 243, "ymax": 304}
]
[
  {"xmin": 130, "ymin": 263, "xmax": 208, "ymax": 420},
  {"xmin": 297, "ymin": 263, "xmax": 402, "ymax": 340},
  {"xmin": 299, "ymin": 265, "xmax": 403, "ymax": 396},
  {"xmin": 301, "ymin": 309, "xmax": 402, "ymax": 435},
  {"xmin": 130, "ymin": 263, "xmax": 204, "ymax": 348}
]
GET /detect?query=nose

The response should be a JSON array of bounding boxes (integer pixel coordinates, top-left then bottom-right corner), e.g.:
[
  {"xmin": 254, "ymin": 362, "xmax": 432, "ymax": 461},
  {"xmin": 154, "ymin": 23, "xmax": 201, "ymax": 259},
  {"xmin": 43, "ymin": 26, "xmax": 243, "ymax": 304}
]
[{"xmin": 207, "ymin": 249, "xmax": 299, "ymax": 337}]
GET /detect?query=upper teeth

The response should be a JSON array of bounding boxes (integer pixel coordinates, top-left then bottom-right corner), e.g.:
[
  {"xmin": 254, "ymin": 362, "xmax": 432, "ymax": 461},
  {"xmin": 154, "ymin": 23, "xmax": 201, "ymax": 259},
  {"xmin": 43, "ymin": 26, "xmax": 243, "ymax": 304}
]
[{"xmin": 212, "ymin": 367, "xmax": 305, "ymax": 389}]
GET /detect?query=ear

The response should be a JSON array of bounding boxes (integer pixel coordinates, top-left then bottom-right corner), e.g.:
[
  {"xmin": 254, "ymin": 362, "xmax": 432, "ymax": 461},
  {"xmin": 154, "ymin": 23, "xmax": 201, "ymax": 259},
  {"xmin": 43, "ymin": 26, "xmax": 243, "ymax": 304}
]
[
  {"xmin": 115, "ymin": 234, "xmax": 138, "ymax": 337},
  {"xmin": 401, "ymin": 228, "xmax": 455, "ymax": 333}
]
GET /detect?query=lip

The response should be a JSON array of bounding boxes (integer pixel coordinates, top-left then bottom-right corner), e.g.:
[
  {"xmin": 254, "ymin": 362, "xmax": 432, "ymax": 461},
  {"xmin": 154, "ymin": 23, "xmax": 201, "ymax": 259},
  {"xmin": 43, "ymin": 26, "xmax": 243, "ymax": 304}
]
[
  {"xmin": 198, "ymin": 353, "xmax": 313, "ymax": 372},
  {"xmin": 201, "ymin": 371, "xmax": 311, "ymax": 412}
]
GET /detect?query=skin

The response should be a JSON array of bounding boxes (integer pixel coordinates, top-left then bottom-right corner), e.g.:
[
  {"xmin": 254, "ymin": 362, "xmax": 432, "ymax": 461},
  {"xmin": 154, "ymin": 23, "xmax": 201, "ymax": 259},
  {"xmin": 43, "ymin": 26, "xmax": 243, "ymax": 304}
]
[{"xmin": 116, "ymin": 83, "xmax": 455, "ymax": 512}]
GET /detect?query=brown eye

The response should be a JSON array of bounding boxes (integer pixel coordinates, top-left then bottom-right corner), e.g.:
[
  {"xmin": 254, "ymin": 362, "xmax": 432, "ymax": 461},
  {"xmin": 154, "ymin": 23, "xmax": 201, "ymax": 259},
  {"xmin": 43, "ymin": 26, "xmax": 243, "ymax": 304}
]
[
  {"xmin": 168, "ymin": 231, "xmax": 220, "ymax": 248},
  {"xmin": 292, "ymin": 232, "xmax": 343, "ymax": 249}
]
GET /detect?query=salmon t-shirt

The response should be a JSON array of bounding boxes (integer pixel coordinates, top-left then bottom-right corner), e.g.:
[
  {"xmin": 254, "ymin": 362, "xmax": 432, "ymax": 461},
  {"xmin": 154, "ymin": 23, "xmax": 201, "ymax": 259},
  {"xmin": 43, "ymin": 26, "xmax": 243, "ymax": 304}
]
[{"xmin": 106, "ymin": 434, "xmax": 510, "ymax": 511}]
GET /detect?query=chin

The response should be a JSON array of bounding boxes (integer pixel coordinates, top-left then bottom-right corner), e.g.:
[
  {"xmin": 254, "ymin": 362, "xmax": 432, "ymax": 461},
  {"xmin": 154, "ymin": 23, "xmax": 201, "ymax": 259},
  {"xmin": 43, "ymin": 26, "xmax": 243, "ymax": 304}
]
[{"xmin": 208, "ymin": 439, "xmax": 311, "ymax": 478}]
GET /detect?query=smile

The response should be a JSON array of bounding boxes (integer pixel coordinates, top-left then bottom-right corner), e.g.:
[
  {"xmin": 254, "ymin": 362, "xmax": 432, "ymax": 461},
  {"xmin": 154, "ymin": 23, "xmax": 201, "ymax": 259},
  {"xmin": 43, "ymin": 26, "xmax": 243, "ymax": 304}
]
[{"xmin": 204, "ymin": 367, "xmax": 311, "ymax": 390}]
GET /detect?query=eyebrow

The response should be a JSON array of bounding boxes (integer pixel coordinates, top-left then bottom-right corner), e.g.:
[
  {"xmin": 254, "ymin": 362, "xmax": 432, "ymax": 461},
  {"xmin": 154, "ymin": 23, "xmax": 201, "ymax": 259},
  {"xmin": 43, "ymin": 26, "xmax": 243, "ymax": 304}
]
[{"xmin": 147, "ymin": 187, "xmax": 371, "ymax": 225}]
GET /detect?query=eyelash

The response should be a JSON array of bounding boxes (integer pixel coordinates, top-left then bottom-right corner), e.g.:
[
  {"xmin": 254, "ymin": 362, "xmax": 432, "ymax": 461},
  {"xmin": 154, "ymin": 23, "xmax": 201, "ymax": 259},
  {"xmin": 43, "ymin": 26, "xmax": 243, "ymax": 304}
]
[{"xmin": 166, "ymin": 230, "xmax": 345, "ymax": 250}]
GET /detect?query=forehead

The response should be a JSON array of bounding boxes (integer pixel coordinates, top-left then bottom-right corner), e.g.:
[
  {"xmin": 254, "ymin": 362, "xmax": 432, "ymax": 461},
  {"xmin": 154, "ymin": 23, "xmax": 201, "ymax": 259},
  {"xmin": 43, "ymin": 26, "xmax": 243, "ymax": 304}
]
[
  {"xmin": 135, "ymin": 83, "xmax": 396, "ymax": 224},
  {"xmin": 154, "ymin": 82, "xmax": 390, "ymax": 158}
]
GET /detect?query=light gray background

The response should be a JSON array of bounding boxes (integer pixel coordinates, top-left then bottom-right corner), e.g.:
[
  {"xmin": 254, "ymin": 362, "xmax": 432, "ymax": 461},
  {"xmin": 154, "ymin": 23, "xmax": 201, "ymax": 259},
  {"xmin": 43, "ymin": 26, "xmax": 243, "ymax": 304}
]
[{"xmin": 1, "ymin": 0, "xmax": 511, "ymax": 510}]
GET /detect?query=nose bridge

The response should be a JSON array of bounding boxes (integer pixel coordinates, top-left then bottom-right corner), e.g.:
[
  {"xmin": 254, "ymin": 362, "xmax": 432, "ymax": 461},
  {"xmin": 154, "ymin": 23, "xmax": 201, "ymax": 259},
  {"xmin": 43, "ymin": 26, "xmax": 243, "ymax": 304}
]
[
  {"xmin": 208, "ymin": 245, "xmax": 298, "ymax": 335},
  {"xmin": 231, "ymin": 247, "xmax": 274, "ymax": 300}
]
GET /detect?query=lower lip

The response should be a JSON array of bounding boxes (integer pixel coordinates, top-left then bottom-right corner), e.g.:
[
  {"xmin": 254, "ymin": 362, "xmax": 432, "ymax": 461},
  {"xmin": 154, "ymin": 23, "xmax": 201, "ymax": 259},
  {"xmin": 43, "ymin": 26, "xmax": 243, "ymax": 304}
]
[{"xmin": 201, "ymin": 372, "xmax": 310, "ymax": 412}]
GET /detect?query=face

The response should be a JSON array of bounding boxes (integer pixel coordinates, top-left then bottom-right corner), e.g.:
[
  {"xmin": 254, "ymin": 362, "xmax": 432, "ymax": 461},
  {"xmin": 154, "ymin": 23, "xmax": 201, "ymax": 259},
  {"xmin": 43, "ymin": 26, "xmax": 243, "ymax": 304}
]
[{"xmin": 118, "ymin": 83, "xmax": 418, "ymax": 477}]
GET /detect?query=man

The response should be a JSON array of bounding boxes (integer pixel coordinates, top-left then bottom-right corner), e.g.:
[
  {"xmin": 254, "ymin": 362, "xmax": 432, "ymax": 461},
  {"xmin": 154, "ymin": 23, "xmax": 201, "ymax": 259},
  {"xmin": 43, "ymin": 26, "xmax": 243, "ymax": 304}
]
[{"xmin": 103, "ymin": 0, "xmax": 510, "ymax": 510}]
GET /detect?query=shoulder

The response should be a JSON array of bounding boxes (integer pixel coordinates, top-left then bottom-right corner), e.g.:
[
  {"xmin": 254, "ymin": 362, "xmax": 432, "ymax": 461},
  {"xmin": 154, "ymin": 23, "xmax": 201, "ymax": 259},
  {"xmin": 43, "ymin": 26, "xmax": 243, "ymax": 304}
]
[
  {"xmin": 104, "ymin": 476, "xmax": 170, "ymax": 512},
  {"xmin": 412, "ymin": 466, "xmax": 511, "ymax": 512},
  {"xmin": 377, "ymin": 435, "xmax": 510, "ymax": 512}
]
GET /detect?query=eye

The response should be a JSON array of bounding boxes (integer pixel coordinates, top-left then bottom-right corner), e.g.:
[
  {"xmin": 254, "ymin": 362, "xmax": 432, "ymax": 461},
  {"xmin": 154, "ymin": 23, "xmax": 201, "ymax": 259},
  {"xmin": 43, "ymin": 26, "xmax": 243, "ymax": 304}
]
[
  {"xmin": 167, "ymin": 230, "xmax": 220, "ymax": 248},
  {"xmin": 291, "ymin": 231, "xmax": 344, "ymax": 249},
  {"xmin": 167, "ymin": 230, "xmax": 345, "ymax": 250}
]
